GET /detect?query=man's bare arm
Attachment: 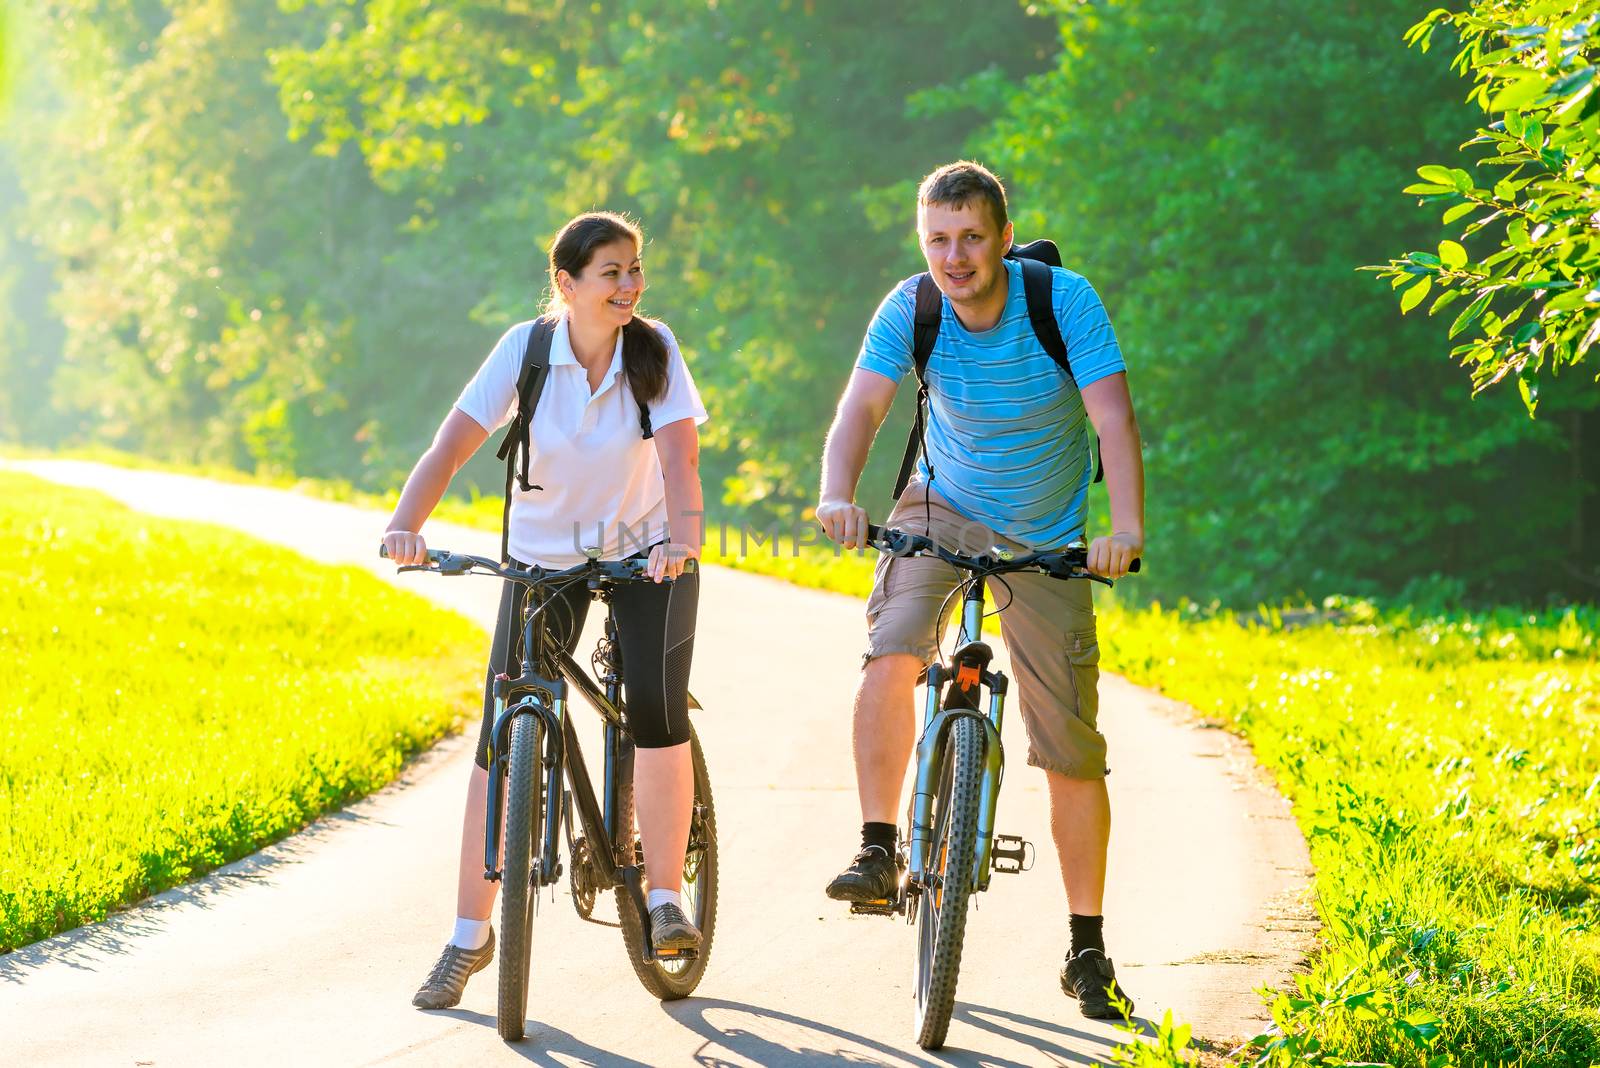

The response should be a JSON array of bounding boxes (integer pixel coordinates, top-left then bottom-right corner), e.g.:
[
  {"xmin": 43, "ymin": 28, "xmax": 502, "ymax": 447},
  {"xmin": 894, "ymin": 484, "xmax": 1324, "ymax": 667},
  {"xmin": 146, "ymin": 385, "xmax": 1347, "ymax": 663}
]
[
  {"xmin": 817, "ymin": 369, "xmax": 900, "ymax": 548},
  {"xmin": 1080, "ymin": 372, "xmax": 1144, "ymax": 579}
]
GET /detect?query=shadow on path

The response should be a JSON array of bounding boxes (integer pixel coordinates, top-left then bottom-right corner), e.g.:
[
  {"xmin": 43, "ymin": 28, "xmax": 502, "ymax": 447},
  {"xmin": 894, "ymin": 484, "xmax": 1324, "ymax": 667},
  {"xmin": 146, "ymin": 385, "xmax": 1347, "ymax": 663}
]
[
  {"xmin": 662, "ymin": 997, "xmax": 943, "ymax": 1067},
  {"xmin": 952, "ymin": 1002, "xmax": 1157, "ymax": 1066}
]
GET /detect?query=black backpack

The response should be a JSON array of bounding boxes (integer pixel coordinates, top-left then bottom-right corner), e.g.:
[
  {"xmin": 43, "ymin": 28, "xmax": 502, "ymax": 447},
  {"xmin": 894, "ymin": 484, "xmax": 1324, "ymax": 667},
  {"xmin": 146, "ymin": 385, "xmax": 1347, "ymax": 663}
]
[
  {"xmin": 493, "ymin": 316, "xmax": 653, "ymax": 563},
  {"xmin": 892, "ymin": 239, "xmax": 1103, "ymax": 500}
]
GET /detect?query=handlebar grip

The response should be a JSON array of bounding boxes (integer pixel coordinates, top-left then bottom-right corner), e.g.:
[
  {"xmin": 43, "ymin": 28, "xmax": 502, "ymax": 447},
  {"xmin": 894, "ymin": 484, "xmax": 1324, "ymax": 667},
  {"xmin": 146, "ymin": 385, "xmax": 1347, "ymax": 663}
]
[
  {"xmin": 380, "ymin": 543, "xmax": 450, "ymax": 564},
  {"xmin": 1129, "ymin": 558, "xmax": 1141, "ymax": 573}
]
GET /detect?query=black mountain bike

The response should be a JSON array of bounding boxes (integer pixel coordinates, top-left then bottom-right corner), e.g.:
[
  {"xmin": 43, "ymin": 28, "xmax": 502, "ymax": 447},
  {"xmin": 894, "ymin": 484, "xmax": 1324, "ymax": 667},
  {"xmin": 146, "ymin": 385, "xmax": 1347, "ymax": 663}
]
[
  {"xmin": 382, "ymin": 545, "xmax": 717, "ymax": 1041},
  {"xmin": 857, "ymin": 524, "xmax": 1135, "ymax": 1050}
]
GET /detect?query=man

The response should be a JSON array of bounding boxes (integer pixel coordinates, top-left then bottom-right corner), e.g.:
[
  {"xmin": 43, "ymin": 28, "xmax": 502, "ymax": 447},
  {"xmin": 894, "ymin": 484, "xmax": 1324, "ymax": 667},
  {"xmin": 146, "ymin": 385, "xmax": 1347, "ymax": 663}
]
[{"xmin": 815, "ymin": 160, "xmax": 1144, "ymax": 1019}]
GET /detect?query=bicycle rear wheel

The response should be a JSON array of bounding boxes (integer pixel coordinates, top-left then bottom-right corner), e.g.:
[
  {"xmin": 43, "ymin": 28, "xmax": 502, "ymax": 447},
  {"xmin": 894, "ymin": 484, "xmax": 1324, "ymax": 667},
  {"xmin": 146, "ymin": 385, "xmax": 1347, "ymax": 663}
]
[
  {"xmin": 497, "ymin": 713, "xmax": 545, "ymax": 1042},
  {"xmin": 615, "ymin": 723, "xmax": 718, "ymax": 999},
  {"xmin": 914, "ymin": 714, "xmax": 984, "ymax": 1050}
]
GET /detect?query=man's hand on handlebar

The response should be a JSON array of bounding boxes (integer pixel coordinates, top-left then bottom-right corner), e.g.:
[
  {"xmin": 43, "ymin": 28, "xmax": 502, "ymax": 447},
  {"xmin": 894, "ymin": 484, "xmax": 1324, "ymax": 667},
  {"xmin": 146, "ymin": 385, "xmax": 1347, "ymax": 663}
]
[
  {"xmin": 1087, "ymin": 531, "xmax": 1142, "ymax": 580},
  {"xmin": 816, "ymin": 498, "xmax": 870, "ymax": 550}
]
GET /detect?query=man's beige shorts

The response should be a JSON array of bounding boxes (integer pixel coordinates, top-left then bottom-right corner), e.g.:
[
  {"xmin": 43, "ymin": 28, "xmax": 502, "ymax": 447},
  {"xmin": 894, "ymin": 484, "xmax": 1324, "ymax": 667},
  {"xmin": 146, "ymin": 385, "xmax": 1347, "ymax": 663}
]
[{"xmin": 864, "ymin": 484, "xmax": 1107, "ymax": 779}]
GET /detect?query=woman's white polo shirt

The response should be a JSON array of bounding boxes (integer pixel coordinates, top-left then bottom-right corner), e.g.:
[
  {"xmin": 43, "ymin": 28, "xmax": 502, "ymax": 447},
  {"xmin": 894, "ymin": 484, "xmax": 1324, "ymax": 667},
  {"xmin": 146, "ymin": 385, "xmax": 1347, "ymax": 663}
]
[{"xmin": 454, "ymin": 315, "xmax": 708, "ymax": 568}]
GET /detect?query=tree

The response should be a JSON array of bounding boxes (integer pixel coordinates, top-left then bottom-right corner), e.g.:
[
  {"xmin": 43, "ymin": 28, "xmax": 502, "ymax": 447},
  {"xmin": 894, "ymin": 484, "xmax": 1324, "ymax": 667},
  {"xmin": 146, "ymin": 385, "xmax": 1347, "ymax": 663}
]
[{"xmin": 1371, "ymin": 2, "xmax": 1600, "ymax": 414}]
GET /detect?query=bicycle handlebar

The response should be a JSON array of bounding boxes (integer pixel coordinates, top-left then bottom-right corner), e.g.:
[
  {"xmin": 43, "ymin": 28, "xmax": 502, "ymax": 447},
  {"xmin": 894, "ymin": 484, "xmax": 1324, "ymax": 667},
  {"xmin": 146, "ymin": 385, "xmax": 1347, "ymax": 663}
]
[
  {"xmin": 863, "ymin": 524, "xmax": 1139, "ymax": 586},
  {"xmin": 379, "ymin": 544, "xmax": 677, "ymax": 585}
]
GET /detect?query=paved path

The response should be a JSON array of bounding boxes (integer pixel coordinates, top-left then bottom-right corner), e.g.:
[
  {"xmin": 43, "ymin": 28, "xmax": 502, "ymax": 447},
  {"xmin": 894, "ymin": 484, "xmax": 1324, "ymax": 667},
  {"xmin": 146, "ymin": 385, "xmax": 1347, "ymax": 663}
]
[{"xmin": 0, "ymin": 460, "xmax": 1312, "ymax": 1066}]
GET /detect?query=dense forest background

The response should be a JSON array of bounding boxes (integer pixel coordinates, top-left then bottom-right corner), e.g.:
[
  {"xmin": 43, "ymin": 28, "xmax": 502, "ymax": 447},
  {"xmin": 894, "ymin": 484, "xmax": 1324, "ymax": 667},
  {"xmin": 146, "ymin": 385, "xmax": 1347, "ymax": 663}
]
[{"xmin": 3, "ymin": 0, "xmax": 1597, "ymax": 606}]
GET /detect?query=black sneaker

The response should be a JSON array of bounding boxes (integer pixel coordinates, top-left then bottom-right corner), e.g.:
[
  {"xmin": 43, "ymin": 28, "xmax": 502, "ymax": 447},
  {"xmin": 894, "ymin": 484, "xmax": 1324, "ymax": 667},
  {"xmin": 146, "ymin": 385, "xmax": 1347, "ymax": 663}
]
[
  {"xmin": 412, "ymin": 928, "xmax": 495, "ymax": 1010},
  {"xmin": 824, "ymin": 845, "xmax": 900, "ymax": 903},
  {"xmin": 1060, "ymin": 948, "xmax": 1133, "ymax": 1020}
]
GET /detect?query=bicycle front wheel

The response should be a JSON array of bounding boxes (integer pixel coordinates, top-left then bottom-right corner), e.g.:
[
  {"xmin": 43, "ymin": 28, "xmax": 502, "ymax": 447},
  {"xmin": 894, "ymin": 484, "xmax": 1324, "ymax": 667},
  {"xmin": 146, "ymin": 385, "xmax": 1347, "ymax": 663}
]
[
  {"xmin": 615, "ymin": 723, "xmax": 718, "ymax": 999},
  {"xmin": 497, "ymin": 712, "xmax": 545, "ymax": 1042},
  {"xmin": 914, "ymin": 713, "xmax": 984, "ymax": 1050}
]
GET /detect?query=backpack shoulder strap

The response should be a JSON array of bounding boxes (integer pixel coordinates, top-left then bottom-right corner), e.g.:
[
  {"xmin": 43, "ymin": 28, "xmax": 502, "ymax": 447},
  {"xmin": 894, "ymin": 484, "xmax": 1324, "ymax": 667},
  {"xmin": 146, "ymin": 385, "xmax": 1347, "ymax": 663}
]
[
  {"xmin": 1018, "ymin": 258, "xmax": 1103, "ymax": 484},
  {"xmin": 1018, "ymin": 257, "xmax": 1070, "ymax": 379},
  {"xmin": 493, "ymin": 317, "xmax": 556, "ymax": 562},
  {"xmin": 911, "ymin": 273, "xmax": 942, "ymax": 381},
  {"xmin": 893, "ymin": 275, "xmax": 944, "ymax": 499}
]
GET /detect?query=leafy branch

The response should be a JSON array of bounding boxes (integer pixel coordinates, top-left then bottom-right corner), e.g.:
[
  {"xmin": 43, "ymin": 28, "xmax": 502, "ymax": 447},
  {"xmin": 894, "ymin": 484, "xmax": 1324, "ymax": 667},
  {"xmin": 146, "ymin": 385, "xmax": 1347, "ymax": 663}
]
[{"xmin": 1368, "ymin": 2, "xmax": 1600, "ymax": 414}]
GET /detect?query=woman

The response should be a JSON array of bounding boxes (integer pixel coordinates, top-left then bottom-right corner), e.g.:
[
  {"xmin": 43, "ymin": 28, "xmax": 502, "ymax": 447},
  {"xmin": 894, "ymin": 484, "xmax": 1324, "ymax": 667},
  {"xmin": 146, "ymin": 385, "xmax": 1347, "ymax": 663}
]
[{"xmin": 383, "ymin": 212, "xmax": 707, "ymax": 1010}]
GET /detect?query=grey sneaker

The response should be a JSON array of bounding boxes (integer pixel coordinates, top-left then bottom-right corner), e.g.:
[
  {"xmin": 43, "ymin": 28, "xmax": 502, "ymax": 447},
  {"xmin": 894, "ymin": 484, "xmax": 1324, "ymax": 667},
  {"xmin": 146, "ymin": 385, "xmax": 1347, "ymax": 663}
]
[
  {"xmin": 412, "ymin": 928, "xmax": 495, "ymax": 1009},
  {"xmin": 649, "ymin": 902, "xmax": 702, "ymax": 952}
]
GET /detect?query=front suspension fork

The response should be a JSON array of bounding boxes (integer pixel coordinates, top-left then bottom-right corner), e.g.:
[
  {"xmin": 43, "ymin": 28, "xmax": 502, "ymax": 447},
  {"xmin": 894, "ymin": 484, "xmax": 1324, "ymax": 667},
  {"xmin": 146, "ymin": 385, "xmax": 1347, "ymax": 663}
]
[
  {"xmin": 482, "ymin": 675, "xmax": 568, "ymax": 881},
  {"xmin": 905, "ymin": 663, "xmax": 1009, "ymax": 892}
]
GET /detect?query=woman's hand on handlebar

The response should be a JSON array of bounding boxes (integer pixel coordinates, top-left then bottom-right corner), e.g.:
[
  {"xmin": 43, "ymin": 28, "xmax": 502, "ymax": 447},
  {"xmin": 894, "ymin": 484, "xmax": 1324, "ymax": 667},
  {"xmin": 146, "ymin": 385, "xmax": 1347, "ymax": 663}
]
[
  {"xmin": 647, "ymin": 541, "xmax": 698, "ymax": 583},
  {"xmin": 383, "ymin": 530, "xmax": 429, "ymax": 567},
  {"xmin": 1087, "ymin": 531, "xmax": 1142, "ymax": 580}
]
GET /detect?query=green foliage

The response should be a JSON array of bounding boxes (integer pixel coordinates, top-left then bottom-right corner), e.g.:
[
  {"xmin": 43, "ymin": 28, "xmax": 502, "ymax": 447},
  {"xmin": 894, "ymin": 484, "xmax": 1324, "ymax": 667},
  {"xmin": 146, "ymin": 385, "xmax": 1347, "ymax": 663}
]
[
  {"xmin": 972, "ymin": 0, "xmax": 1599, "ymax": 605},
  {"xmin": 7, "ymin": 0, "xmax": 1600, "ymax": 610},
  {"xmin": 0, "ymin": 471, "xmax": 482, "ymax": 950},
  {"xmin": 1105, "ymin": 596, "xmax": 1600, "ymax": 1066},
  {"xmin": 1372, "ymin": 3, "xmax": 1600, "ymax": 413},
  {"xmin": 270, "ymin": 0, "xmax": 1051, "ymax": 506},
  {"xmin": 7, "ymin": 0, "xmax": 1047, "ymax": 503},
  {"xmin": 0, "ymin": 6, "xmax": 9, "ymax": 106},
  {"xmin": 1110, "ymin": 1009, "xmax": 1197, "ymax": 1066}
]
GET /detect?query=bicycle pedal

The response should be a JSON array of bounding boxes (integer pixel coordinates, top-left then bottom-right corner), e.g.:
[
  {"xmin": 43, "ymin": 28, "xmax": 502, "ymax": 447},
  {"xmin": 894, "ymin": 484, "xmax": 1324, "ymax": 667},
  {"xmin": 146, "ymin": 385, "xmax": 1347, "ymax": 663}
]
[
  {"xmin": 849, "ymin": 897, "xmax": 899, "ymax": 917},
  {"xmin": 653, "ymin": 946, "xmax": 698, "ymax": 960},
  {"xmin": 991, "ymin": 834, "xmax": 1035, "ymax": 874}
]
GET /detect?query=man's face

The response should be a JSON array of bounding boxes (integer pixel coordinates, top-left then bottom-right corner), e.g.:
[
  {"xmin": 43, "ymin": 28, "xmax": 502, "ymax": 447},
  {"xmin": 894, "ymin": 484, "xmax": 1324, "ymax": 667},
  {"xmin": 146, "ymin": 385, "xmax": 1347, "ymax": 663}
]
[{"xmin": 918, "ymin": 199, "xmax": 1013, "ymax": 308}]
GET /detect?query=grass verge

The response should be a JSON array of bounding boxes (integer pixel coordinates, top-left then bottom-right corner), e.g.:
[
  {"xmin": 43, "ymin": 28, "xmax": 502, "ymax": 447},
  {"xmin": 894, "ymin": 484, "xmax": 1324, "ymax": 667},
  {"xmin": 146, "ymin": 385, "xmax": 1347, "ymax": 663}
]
[
  {"xmin": 0, "ymin": 471, "xmax": 483, "ymax": 952},
  {"xmin": 1107, "ymin": 599, "xmax": 1599, "ymax": 1066}
]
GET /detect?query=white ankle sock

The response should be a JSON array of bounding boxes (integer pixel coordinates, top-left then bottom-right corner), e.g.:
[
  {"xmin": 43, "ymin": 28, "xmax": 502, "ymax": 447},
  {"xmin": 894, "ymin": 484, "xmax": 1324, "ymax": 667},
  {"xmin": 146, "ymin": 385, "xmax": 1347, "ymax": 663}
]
[
  {"xmin": 647, "ymin": 889, "xmax": 681, "ymax": 912},
  {"xmin": 450, "ymin": 916, "xmax": 491, "ymax": 950}
]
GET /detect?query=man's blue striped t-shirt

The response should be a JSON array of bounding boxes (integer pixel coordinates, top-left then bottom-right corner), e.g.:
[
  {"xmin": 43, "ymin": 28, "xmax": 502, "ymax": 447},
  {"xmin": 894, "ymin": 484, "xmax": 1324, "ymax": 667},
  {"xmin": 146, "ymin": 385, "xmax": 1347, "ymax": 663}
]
[{"xmin": 857, "ymin": 257, "xmax": 1125, "ymax": 550}]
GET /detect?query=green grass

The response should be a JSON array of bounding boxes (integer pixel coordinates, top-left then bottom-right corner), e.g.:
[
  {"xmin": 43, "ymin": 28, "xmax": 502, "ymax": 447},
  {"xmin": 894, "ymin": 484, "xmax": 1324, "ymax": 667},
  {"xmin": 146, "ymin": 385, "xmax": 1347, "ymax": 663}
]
[
  {"xmin": 0, "ymin": 471, "xmax": 484, "ymax": 952},
  {"xmin": 1105, "ymin": 599, "xmax": 1600, "ymax": 1066}
]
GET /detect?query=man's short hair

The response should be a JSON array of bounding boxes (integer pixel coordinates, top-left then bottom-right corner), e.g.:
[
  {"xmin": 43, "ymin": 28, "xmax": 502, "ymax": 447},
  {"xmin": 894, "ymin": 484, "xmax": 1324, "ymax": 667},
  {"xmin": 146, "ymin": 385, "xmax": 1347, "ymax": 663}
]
[{"xmin": 918, "ymin": 161, "xmax": 1009, "ymax": 234}]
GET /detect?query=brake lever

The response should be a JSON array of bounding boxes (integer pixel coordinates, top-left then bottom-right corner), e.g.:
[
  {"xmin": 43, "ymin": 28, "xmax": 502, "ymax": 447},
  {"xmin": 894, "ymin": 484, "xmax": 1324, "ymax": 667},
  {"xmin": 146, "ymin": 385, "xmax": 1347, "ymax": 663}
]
[
  {"xmin": 1050, "ymin": 562, "xmax": 1114, "ymax": 587},
  {"xmin": 396, "ymin": 563, "xmax": 435, "ymax": 574}
]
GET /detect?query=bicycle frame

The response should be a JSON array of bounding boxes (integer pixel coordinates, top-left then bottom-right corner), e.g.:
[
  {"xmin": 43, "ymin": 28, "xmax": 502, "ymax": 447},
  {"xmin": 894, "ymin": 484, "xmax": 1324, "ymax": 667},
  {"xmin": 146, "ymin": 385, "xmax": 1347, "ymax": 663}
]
[{"xmin": 906, "ymin": 574, "xmax": 1011, "ymax": 900}]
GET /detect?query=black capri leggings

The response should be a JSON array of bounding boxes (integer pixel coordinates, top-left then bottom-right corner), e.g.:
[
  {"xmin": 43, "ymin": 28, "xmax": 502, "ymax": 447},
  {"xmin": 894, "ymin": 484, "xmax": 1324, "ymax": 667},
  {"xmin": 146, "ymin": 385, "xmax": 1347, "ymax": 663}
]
[{"xmin": 474, "ymin": 560, "xmax": 698, "ymax": 768}]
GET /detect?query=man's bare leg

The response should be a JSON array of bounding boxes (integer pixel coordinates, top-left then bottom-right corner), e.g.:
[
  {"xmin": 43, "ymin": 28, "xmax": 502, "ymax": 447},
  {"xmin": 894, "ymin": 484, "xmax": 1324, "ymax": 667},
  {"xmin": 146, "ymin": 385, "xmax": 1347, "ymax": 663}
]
[
  {"xmin": 826, "ymin": 653, "xmax": 922, "ymax": 901},
  {"xmin": 854, "ymin": 653, "xmax": 922, "ymax": 822},
  {"xmin": 1044, "ymin": 770, "xmax": 1110, "ymax": 914},
  {"xmin": 1047, "ymin": 769, "xmax": 1133, "ymax": 1018}
]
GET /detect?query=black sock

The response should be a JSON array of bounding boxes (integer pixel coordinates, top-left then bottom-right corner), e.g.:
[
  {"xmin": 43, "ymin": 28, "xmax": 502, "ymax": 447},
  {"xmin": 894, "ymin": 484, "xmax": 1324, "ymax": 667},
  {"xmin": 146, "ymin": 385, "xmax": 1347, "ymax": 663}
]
[
  {"xmin": 861, "ymin": 821, "xmax": 897, "ymax": 854},
  {"xmin": 1070, "ymin": 913, "xmax": 1105, "ymax": 956}
]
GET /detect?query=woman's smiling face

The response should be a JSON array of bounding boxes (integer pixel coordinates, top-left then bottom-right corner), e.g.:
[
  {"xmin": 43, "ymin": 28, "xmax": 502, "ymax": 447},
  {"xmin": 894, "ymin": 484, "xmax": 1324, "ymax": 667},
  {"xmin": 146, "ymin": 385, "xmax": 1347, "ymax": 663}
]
[{"xmin": 561, "ymin": 238, "xmax": 644, "ymax": 327}]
